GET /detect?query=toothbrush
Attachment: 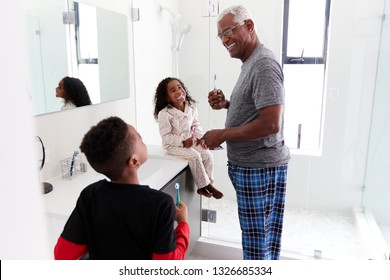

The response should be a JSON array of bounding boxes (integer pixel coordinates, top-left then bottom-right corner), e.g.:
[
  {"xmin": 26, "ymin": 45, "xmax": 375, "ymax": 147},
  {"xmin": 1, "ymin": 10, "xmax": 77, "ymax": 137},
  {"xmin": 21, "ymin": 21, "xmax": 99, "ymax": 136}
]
[
  {"xmin": 213, "ymin": 74, "xmax": 217, "ymax": 90},
  {"xmin": 175, "ymin": 183, "xmax": 181, "ymax": 208},
  {"xmin": 69, "ymin": 150, "xmax": 79, "ymax": 176}
]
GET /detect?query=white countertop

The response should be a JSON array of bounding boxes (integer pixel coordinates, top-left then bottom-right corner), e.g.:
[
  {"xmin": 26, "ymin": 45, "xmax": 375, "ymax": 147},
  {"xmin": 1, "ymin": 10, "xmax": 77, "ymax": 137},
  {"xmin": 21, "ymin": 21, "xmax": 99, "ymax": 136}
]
[{"xmin": 43, "ymin": 147, "xmax": 188, "ymax": 218}]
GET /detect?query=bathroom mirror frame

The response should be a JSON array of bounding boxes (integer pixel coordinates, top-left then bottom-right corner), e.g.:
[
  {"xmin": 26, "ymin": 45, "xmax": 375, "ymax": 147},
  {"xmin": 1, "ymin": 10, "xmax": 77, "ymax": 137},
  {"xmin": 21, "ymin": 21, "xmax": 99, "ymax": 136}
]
[{"xmin": 26, "ymin": 0, "xmax": 131, "ymax": 116}]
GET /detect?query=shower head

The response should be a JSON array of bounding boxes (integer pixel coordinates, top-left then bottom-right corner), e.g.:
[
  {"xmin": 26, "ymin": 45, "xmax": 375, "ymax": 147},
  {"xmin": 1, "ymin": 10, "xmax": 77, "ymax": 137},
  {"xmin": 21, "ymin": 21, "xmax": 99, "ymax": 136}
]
[
  {"xmin": 177, "ymin": 24, "xmax": 191, "ymax": 51},
  {"xmin": 180, "ymin": 24, "xmax": 192, "ymax": 35},
  {"xmin": 160, "ymin": 6, "xmax": 182, "ymax": 24}
]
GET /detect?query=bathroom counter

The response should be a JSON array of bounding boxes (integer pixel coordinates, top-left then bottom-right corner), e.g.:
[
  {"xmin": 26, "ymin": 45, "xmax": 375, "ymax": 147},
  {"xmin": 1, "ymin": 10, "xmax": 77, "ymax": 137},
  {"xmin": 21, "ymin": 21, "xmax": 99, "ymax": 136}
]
[
  {"xmin": 43, "ymin": 147, "xmax": 188, "ymax": 218},
  {"xmin": 43, "ymin": 145, "xmax": 200, "ymax": 256}
]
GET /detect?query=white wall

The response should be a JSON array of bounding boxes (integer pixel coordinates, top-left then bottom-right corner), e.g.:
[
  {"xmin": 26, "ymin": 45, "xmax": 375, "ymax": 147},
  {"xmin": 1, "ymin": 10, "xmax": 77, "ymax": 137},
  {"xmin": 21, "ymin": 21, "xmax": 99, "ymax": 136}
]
[
  {"xmin": 0, "ymin": 0, "xmax": 50, "ymax": 259},
  {"xmin": 132, "ymin": 0, "xmax": 180, "ymax": 144},
  {"xmin": 35, "ymin": 99, "xmax": 137, "ymax": 180}
]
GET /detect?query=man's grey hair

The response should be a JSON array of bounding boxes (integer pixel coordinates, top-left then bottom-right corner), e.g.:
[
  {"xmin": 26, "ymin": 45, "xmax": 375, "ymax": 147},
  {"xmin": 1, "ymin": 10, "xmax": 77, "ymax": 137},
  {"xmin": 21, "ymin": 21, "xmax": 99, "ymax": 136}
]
[{"xmin": 217, "ymin": 5, "xmax": 252, "ymax": 24}]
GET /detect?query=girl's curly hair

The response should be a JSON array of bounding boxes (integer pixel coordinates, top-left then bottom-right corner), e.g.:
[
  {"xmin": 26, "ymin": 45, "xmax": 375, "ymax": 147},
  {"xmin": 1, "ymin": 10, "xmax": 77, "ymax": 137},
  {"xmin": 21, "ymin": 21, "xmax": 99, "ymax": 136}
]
[
  {"xmin": 153, "ymin": 77, "xmax": 196, "ymax": 120},
  {"xmin": 62, "ymin": 76, "xmax": 92, "ymax": 107}
]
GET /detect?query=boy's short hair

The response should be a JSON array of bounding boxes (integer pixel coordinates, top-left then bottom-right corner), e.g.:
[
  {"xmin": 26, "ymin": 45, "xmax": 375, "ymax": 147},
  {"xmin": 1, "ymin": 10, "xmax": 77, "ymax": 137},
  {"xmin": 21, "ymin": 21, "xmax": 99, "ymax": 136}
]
[{"xmin": 80, "ymin": 116, "xmax": 134, "ymax": 180}]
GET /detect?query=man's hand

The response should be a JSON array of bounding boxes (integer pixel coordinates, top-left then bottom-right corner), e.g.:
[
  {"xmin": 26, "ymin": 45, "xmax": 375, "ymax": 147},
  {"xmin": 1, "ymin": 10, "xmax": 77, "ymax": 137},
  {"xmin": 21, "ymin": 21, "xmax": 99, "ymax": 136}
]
[
  {"xmin": 208, "ymin": 89, "xmax": 229, "ymax": 110},
  {"xmin": 202, "ymin": 129, "xmax": 225, "ymax": 149}
]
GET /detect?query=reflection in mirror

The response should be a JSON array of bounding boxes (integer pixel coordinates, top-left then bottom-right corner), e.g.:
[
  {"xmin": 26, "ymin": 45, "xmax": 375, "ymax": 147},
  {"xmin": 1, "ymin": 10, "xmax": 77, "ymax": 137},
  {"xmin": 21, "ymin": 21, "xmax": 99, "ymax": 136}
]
[
  {"xmin": 25, "ymin": 0, "xmax": 130, "ymax": 116},
  {"xmin": 56, "ymin": 76, "xmax": 92, "ymax": 110}
]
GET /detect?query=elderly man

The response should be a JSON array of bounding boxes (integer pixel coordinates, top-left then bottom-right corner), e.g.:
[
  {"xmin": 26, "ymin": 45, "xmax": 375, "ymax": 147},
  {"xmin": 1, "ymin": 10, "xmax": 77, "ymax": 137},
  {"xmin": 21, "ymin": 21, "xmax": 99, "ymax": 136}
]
[{"xmin": 203, "ymin": 5, "xmax": 290, "ymax": 260}]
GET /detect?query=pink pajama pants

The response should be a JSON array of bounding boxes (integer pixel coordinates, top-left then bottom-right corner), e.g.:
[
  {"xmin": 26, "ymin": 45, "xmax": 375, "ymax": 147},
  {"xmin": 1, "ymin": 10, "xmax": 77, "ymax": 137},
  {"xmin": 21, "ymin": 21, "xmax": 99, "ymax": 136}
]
[{"xmin": 166, "ymin": 146, "xmax": 214, "ymax": 189}]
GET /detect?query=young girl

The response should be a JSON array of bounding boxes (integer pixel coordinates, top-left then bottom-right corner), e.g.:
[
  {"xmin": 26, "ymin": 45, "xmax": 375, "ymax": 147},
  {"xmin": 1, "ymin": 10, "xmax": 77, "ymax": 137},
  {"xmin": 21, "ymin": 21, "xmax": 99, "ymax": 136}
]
[
  {"xmin": 153, "ymin": 77, "xmax": 223, "ymax": 199},
  {"xmin": 56, "ymin": 76, "xmax": 92, "ymax": 110}
]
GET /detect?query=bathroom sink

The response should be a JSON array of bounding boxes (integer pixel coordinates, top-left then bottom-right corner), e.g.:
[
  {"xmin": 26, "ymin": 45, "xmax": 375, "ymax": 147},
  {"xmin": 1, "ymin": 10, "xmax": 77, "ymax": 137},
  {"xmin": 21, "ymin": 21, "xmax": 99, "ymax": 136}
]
[{"xmin": 138, "ymin": 156, "xmax": 188, "ymax": 190}]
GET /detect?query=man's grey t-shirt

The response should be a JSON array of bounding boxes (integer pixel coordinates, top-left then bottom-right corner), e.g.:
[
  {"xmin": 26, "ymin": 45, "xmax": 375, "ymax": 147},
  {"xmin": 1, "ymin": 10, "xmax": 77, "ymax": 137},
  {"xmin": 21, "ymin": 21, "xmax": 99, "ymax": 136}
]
[{"xmin": 225, "ymin": 44, "xmax": 290, "ymax": 168}]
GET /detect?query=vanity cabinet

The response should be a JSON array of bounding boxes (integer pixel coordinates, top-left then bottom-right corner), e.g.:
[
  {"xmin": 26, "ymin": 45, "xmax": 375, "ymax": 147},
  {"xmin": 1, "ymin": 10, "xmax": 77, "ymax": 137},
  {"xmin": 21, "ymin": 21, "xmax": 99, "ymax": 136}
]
[{"xmin": 160, "ymin": 166, "xmax": 200, "ymax": 255}]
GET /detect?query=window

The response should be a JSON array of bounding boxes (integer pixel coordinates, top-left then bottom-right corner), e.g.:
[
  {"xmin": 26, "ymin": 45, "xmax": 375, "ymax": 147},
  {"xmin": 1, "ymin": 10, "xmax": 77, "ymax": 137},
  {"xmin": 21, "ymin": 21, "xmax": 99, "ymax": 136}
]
[
  {"xmin": 74, "ymin": 2, "xmax": 99, "ymax": 65},
  {"xmin": 68, "ymin": 1, "xmax": 100, "ymax": 103},
  {"xmin": 282, "ymin": 0, "xmax": 331, "ymax": 152}
]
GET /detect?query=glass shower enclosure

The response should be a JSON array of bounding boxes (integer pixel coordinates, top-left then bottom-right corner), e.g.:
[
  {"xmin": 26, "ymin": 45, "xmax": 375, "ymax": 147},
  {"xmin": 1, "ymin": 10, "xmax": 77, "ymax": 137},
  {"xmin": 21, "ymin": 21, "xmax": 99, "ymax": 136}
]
[
  {"xmin": 363, "ymin": 0, "xmax": 390, "ymax": 260},
  {"xmin": 176, "ymin": 0, "xmax": 389, "ymax": 259}
]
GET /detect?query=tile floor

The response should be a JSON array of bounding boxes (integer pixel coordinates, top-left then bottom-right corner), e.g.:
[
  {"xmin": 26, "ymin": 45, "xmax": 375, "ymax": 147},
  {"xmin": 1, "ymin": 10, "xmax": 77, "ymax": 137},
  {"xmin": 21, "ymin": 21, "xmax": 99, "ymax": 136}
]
[{"xmin": 201, "ymin": 198, "xmax": 372, "ymax": 259}]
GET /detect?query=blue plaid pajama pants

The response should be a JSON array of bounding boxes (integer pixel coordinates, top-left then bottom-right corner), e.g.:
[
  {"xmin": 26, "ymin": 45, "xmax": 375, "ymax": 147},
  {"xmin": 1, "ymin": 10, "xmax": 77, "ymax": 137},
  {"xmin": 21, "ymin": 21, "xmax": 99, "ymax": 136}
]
[{"xmin": 228, "ymin": 162, "xmax": 288, "ymax": 260}]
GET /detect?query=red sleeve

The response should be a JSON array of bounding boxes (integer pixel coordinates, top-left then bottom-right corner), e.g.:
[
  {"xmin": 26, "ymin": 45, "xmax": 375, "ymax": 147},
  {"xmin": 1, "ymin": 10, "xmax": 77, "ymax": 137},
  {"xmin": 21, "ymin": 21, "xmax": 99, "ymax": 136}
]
[
  {"xmin": 152, "ymin": 222, "xmax": 190, "ymax": 260},
  {"xmin": 54, "ymin": 236, "xmax": 88, "ymax": 260}
]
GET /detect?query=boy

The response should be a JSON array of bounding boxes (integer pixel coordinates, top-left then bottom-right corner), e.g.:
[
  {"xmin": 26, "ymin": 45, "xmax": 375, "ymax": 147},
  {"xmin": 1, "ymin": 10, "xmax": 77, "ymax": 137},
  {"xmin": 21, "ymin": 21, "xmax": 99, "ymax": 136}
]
[{"xmin": 54, "ymin": 116, "xmax": 189, "ymax": 260}]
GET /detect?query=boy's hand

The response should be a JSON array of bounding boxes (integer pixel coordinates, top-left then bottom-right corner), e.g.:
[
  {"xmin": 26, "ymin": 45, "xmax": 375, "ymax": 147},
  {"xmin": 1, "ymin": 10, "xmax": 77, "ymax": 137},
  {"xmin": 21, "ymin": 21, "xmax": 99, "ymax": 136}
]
[{"xmin": 175, "ymin": 201, "xmax": 188, "ymax": 223}]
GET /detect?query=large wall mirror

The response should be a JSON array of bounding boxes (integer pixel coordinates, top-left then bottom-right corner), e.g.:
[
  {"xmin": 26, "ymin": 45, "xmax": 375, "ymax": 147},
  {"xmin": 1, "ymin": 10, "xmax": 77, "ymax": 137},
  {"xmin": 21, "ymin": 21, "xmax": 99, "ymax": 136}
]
[{"xmin": 25, "ymin": 0, "xmax": 130, "ymax": 116}]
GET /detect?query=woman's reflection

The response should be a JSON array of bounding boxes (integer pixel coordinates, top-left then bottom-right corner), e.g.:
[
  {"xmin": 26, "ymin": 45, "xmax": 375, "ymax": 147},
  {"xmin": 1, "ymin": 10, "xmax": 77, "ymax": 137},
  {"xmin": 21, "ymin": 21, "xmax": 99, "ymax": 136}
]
[{"xmin": 56, "ymin": 76, "xmax": 92, "ymax": 110}]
